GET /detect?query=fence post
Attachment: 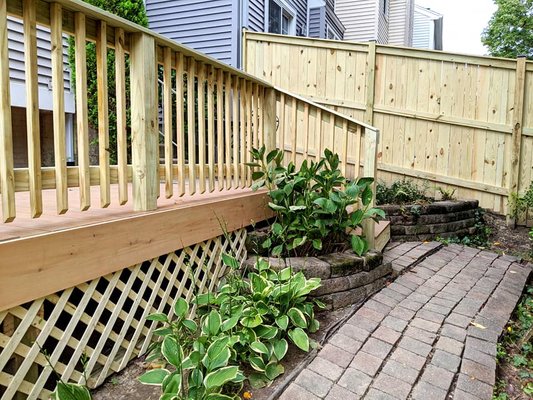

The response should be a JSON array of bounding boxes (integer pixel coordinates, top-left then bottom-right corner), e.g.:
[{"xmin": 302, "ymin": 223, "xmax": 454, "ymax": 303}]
[
  {"xmin": 364, "ymin": 42, "xmax": 377, "ymax": 125},
  {"xmin": 363, "ymin": 127, "xmax": 379, "ymax": 250},
  {"xmin": 130, "ymin": 33, "xmax": 158, "ymax": 211},
  {"xmin": 507, "ymin": 56, "xmax": 527, "ymax": 227},
  {"xmin": 264, "ymin": 87, "xmax": 277, "ymax": 153}
]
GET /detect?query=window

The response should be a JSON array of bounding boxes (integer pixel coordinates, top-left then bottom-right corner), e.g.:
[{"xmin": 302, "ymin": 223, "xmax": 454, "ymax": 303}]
[
  {"xmin": 268, "ymin": 0, "xmax": 295, "ymax": 35},
  {"xmin": 327, "ymin": 26, "xmax": 340, "ymax": 40},
  {"xmin": 382, "ymin": 0, "xmax": 389, "ymax": 17}
]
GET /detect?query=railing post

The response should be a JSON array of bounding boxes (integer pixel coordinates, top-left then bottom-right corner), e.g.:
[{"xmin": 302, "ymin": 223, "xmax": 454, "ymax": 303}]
[
  {"xmin": 363, "ymin": 127, "xmax": 379, "ymax": 250},
  {"xmin": 364, "ymin": 42, "xmax": 377, "ymax": 125},
  {"xmin": 264, "ymin": 87, "xmax": 277, "ymax": 153},
  {"xmin": 507, "ymin": 56, "xmax": 527, "ymax": 227},
  {"xmin": 130, "ymin": 33, "xmax": 158, "ymax": 211}
]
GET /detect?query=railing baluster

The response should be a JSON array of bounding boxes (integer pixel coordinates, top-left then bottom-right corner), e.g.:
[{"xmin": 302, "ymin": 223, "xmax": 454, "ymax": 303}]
[
  {"xmin": 240, "ymin": 78, "xmax": 247, "ymax": 186},
  {"xmin": 187, "ymin": 58, "xmax": 196, "ymax": 195},
  {"xmin": 74, "ymin": 12, "xmax": 90, "ymax": 211},
  {"xmin": 96, "ymin": 21, "xmax": 110, "ymax": 207},
  {"xmin": 232, "ymin": 76, "xmax": 240, "ymax": 188},
  {"xmin": 316, "ymin": 108, "xmax": 322, "ymax": 161},
  {"xmin": 50, "ymin": 3, "xmax": 68, "ymax": 214},
  {"xmin": 258, "ymin": 87, "xmax": 264, "ymax": 147},
  {"xmin": 207, "ymin": 66, "xmax": 215, "ymax": 192},
  {"xmin": 224, "ymin": 73, "xmax": 232, "ymax": 189},
  {"xmin": 253, "ymin": 83, "xmax": 260, "ymax": 149},
  {"xmin": 175, "ymin": 53, "xmax": 185, "ymax": 197},
  {"xmin": 341, "ymin": 119, "xmax": 348, "ymax": 177},
  {"xmin": 197, "ymin": 62, "xmax": 206, "ymax": 194},
  {"xmin": 23, "ymin": 0, "xmax": 42, "ymax": 217},
  {"xmin": 246, "ymin": 81, "xmax": 253, "ymax": 185},
  {"xmin": 303, "ymin": 102, "xmax": 310, "ymax": 161},
  {"xmin": 163, "ymin": 47, "xmax": 173, "ymax": 198},
  {"xmin": 115, "ymin": 27, "xmax": 128, "ymax": 205},
  {"xmin": 279, "ymin": 92, "xmax": 285, "ymax": 155},
  {"xmin": 0, "ymin": 0, "xmax": 15, "ymax": 222},
  {"xmin": 216, "ymin": 69, "xmax": 224, "ymax": 191},
  {"xmin": 291, "ymin": 97, "xmax": 297, "ymax": 164}
]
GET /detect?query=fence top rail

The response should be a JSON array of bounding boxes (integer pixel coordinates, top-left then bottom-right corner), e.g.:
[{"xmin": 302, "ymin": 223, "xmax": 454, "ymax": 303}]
[
  {"xmin": 275, "ymin": 86, "xmax": 379, "ymax": 134},
  {"xmin": 7, "ymin": 0, "xmax": 273, "ymax": 87},
  {"xmin": 243, "ymin": 30, "xmax": 526, "ymax": 71}
]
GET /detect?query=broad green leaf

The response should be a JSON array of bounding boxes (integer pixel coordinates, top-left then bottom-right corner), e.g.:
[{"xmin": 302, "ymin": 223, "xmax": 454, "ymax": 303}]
[
  {"xmin": 275, "ymin": 315, "xmax": 289, "ymax": 330},
  {"xmin": 146, "ymin": 313, "xmax": 168, "ymax": 322},
  {"xmin": 255, "ymin": 325, "xmax": 279, "ymax": 340},
  {"xmin": 289, "ymin": 205, "xmax": 306, "ymax": 211},
  {"xmin": 181, "ymin": 350, "xmax": 202, "ymax": 369},
  {"xmin": 265, "ymin": 362, "xmax": 285, "ymax": 380},
  {"xmin": 351, "ymin": 235, "xmax": 368, "ymax": 256},
  {"xmin": 189, "ymin": 368, "xmax": 203, "ymax": 387},
  {"xmin": 261, "ymin": 238, "xmax": 272, "ymax": 249},
  {"xmin": 287, "ymin": 308, "xmax": 307, "ymax": 328},
  {"xmin": 248, "ymin": 372, "xmax": 271, "ymax": 389},
  {"xmin": 312, "ymin": 239, "xmax": 322, "ymax": 250},
  {"xmin": 271, "ymin": 245, "xmax": 284, "ymax": 257},
  {"xmin": 55, "ymin": 383, "xmax": 92, "ymax": 400},
  {"xmin": 173, "ymin": 298, "xmax": 189, "ymax": 319},
  {"xmin": 250, "ymin": 341, "xmax": 269, "ymax": 355},
  {"xmin": 288, "ymin": 328, "xmax": 310, "ymax": 352},
  {"xmin": 272, "ymin": 222, "xmax": 283, "ymax": 235},
  {"xmin": 221, "ymin": 315, "xmax": 240, "ymax": 332},
  {"xmin": 138, "ymin": 369, "xmax": 170, "ymax": 385},
  {"xmin": 182, "ymin": 319, "xmax": 197, "ymax": 332},
  {"xmin": 241, "ymin": 314, "xmax": 263, "ymax": 328},
  {"xmin": 195, "ymin": 293, "xmax": 215, "ymax": 306},
  {"xmin": 252, "ymin": 171, "xmax": 265, "ymax": 180},
  {"xmin": 162, "ymin": 371, "xmax": 182, "ymax": 394},
  {"xmin": 268, "ymin": 202, "xmax": 286, "ymax": 211},
  {"xmin": 361, "ymin": 186, "xmax": 373, "ymax": 206},
  {"xmin": 249, "ymin": 356, "xmax": 266, "ymax": 371},
  {"xmin": 273, "ymin": 338, "xmax": 288, "ymax": 360},
  {"xmin": 221, "ymin": 253, "xmax": 239, "ymax": 269},
  {"xmin": 205, "ymin": 310, "xmax": 222, "ymax": 336},
  {"xmin": 308, "ymin": 318, "xmax": 320, "ymax": 333},
  {"xmin": 162, "ymin": 336, "xmax": 183, "ymax": 368},
  {"xmin": 291, "ymin": 236, "xmax": 307, "ymax": 249},
  {"xmin": 203, "ymin": 366, "xmax": 240, "ymax": 390},
  {"xmin": 204, "ymin": 337, "xmax": 231, "ymax": 370},
  {"xmin": 278, "ymin": 267, "xmax": 293, "ymax": 281},
  {"xmin": 153, "ymin": 327, "xmax": 173, "ymax": 336}
]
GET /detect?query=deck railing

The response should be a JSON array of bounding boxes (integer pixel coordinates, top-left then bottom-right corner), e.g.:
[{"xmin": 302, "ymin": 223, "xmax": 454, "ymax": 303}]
[{"xmin": 0, "ymin": 0, "xmax": 379, "ymax": 232}]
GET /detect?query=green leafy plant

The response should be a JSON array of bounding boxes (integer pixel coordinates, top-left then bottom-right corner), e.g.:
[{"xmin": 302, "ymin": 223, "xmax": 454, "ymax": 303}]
[
  {"xmin": 508, "ymin": 182, "xmax": 533, "ymax": 221},
  {"xmin": 376, "ymin": 179, "xmax": 430, "ymax": 205},
  {"xmin": 140, "ymin": 253, "xmax": 323, "ymax": 397},
  {"xmin": 248, "ymin": 147, "xmax": 384, "ymax": 257},
  {"xmin": 438, "ymin": 209, "xmax": 492, "ymax": 248},
  {"xmin": 437, "ymin": 186, "xmax": 456, "ymax": 201}
]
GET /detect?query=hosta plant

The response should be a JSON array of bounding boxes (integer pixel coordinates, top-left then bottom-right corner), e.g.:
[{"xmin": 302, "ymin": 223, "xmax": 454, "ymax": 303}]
[{"xmin": 248, "ymin": 146, "xmax": 384, "ymax": 257}]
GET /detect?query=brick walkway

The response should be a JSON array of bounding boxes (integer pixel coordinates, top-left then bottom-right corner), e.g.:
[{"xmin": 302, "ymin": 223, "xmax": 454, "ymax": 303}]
[{"xmin": 279, "ymin": 244, "xmax": 532, "ymax": 400}]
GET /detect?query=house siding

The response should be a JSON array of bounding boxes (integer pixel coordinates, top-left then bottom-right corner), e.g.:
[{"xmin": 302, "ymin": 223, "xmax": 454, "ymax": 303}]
[
  {"xmin": 335, "ymin": 0, "xmax": 377, "ymax": 42},
  {"xmin": 376, "ymin": 0, "xmax": 388, "ymax": 44},
  {"xmin": 325, "ymin": 0, "xmax": 344, "ymax": 39},
  {"xmin": 7, "ymin": 16, "xmax": 73, "ymax": 111},
  {"xmin": 388, "ymin": 0, "xmax": 414, "ymax": 46},
  {"xmin": 412, "ymin": 6, "xmax": 433, "ymax": 49},
  {"xmin": 146, "ymin": 0, "xmax": 236, "ymax": 65},
  {"xmin": 248, "ymin": 0, "xmax": 265, "ymax": 31}
]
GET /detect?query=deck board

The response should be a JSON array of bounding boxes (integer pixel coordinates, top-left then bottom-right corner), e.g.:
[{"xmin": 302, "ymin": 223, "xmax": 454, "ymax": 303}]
[{"xmin": 0, "ymin": 182, "xmax": 253, "ymax": 242}]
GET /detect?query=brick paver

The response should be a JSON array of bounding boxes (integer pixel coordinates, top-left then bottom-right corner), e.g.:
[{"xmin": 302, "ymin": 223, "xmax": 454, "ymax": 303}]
[{"xmin": 278, "ymin": 243, "xmax": 532, "ymax": 400}]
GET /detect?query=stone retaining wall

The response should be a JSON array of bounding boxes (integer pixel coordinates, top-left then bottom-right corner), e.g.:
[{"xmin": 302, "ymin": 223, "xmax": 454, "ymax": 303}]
[
  {"xmin": 244, "ymin": 251, "xmax": 392, "ymax": 310},
  {"xmin": 378, "ymin": 200, "xmax": 480, "ymax": 242}
]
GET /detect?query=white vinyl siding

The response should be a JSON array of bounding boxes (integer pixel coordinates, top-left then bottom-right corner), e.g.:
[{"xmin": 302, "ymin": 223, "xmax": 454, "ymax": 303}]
[
  {"xmin": 413, "ymin": 5, "xmax": 441, "ymax": 50},
  {"xmin": 335, "ymin": 0, "xmax": 377, "ymax": 42},
  {"xmin": 388, "ymin": 0, "xmax": 414, "ymax": 46}
]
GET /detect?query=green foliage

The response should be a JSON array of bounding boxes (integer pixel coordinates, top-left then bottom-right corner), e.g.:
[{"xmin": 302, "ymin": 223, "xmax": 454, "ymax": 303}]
[
  {"xmin": 437, "ymin": 187, "xmax": 456, "ymax": 201},
  {"xmin": 509, "ymin": 182, "xmax": 533, "ymax": 220},
  {"xmin": 438, "ymin": 209, "xmax": 492, "ymax": 248},
  {"xmin": 69, "ymin": 0, "xmax": 148, "ymax": 164},
  {"xmin": 376, "ymin": 179, "xmax": 430, "ymax": 206},
  {"xmin": 140, "ymin": 254, "xmax": 323, "ymax": 398},
  {"xmin": 248, "ymin": 147, "xmax": 384, "ymax": 257},
  {"xmin": 482, "ymin": 0, "xmax": 533, "ymax": 60}
]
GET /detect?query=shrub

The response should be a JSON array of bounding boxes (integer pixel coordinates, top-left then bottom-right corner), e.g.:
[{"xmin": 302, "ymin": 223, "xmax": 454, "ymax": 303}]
[
  {"xmin": 376, "ymin": 179, "xmax": 430, "ymax": 205},
  {"xmin": 140, "ymin": 254, "xmax": 324, "ymax": 398},
  {"xmin": 248, "ymin": 147, "xmax": 384, "ymax": 257}
]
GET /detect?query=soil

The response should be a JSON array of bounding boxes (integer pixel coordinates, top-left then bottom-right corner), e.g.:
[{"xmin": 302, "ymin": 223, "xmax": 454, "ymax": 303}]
[
  {"xmin": 91, "ymin": 305, "xmax": 358, "ymax": 400},
  {"xmin": 484, "ymin": 212, "xmax": 533, "ymax": 399}
]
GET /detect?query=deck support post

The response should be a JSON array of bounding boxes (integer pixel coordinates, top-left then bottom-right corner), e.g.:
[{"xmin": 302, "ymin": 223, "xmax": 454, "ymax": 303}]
[
  {"xmin": 264, "ymin": 87, "xmax": 277, "ymax": 153},
  {"xmin": 130, "ymin": 33, "xmax": 158, "ymax": 211}
]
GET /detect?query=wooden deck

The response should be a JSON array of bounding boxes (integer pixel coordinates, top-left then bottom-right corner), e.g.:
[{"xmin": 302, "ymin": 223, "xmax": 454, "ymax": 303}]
[{"xmin": 0, "ymin": 182, "xmax": 254, "ymax": 242}]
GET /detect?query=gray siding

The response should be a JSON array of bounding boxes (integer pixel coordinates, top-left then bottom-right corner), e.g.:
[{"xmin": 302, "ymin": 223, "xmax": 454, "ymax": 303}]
[
  {"xmin": 287, "ymin": 0, "xmax": 308, "ymax": 35},
  {"xmin": 388, "ymin": 0, "xmax": 414, "ymax": 46},
  {"xmin": 308, "ymin": 6, "xmax": 324, "ymax": 38},
  {"xmin": 336, "ymin": 0, "xmax": 377, "ymax": 42},
  {"xmin": 146, "ymin": 0, "xmax": 236, "ymax": 65},
  {"xmin": 248, "ymin": 0, "xmax": 265, "ymax": 31},
  {"xmin": 325, "ymin": 0, "xmax": 344, "ymax": 39},
  {"xmin": 8, "ymin": 16, "xmax": 73, "ymax": 111},
  {"xmin": 377, "ymin": 0, "xmax": 388, "ymax": 44}
]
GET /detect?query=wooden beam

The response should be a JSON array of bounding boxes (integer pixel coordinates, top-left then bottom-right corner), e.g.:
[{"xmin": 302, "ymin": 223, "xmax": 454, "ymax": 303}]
[
  {"xmin": 97, "ymin": 20, "xmax": 110, "ymax": 208},
  {"xmin": 115, "ymin": 27, "xmax": 128, "ymax": 205},
  {"xmin": 507, "ymin": 56, "xmax": 527, "ymax": 226},
  {"xmin": 0, "ymin": 0, "xmax": 15, "ymax": 222},
  {"xmin": 362, "ymin": 128, "xmax": 378, "ymax": 250},
  {"xmin": 365, "ymin": 42, "xmax": 376, "ymax": 125},
  {"xmin": 130, "ymin": 33, "xmax": 158, "ymax": 211},
  {"xmin": 0, "ymin": 191, "xmax": 272, "ymax": 312}
]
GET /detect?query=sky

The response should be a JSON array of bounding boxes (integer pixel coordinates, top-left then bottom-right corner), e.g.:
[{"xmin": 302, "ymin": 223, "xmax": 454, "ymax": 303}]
[{"xmin": 416, "ymin": 0, "xmax": 498, "ymax": 56}]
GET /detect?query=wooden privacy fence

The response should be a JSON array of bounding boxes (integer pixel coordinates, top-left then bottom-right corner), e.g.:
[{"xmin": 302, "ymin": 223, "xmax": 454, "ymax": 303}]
[
  {"xmin": 243, "ymin": 31, "xmax": 533, "ymax": 223},
  {"xmin": 0, "ymin": 0, "xmax": 378, "ymax": 224}
]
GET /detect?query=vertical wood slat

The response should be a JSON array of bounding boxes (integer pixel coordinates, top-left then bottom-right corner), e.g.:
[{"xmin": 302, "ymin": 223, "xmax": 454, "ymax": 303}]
[
  {"xmin": 115, "ymin": 27, "xmax": 128, "ymax": 205},
  {"xmin": 74, "ymin": 12, "xmax": 90, "ymax": 211},
  {"xmin": 232, "ymin": 76, "xmax": 240, "ymax": 188},
  {"xmin": 197, "ymin": 62, "xmax": 206, "ymax": 194},
  {"xmin": 253, "ymin": 83, "xmax": 260, "ymax": 149},
  {"xmin": 507, "ymin": 56, "xmax": 527, "ymax": 226},
  {"xmin": 130, "ymin": 32, "xmax": 158, "ymax": 211},
  {"xmin": 303, "ymin": 102, "xmax": 309, "ymax": 160},
  {"xmin": 207, "ymin": 66, "xmax": 215, "ymax": 192},
  {"xmin": 163, "ymin": 47, "xmax": 173, "ymax": 198},
  {"xmin": 291, "ymin": 97, "xmax": 298, "ymax": 164},
  {"xmin": 279, "ymin": 92, "xmax": 285, "ymax": 154},
  {"xmin": 264, "ymin": 88, "xmax": 277, "ymax": 154},
  {"xmin": 316, "ymin": 108, "xmax": 322, "ymax": 161},
  {"xmin": 187, "ymin": 59, "xmax": 196, "ymax": 195},
  {"xmin": 246, "ymin": 81, "xmax": 253, "ymax": 185},
  {"xmin": 341, "ymin": 119, "xmax": 348, "ymax": 176},
  {"xmin": 239, "ymin": 78, "xmax": 247, "ymax": 185},
  {"xmin": 23, "ymin": 0, "xmax": 42, "ymax": 217},
  {"xmin": 50, "ymin": 3, "xmax": 68, "ymax": 214},
  {"xmin": 0, "ymin": 0, "xmax": 15, "ymax": 222},
  {"xmin": 365, "ymin": 42, "xmax": 377, "ymax": 125},
  {"xmin": 363, "ymin": 127, "xmax": 378, "ymax": 249},
  {"xmin": 96, "ymin": 21, "xmax": 110, "ymax": 208},
  {"xmin": 224, "ymin": 73, "xmax": 232, "ymax": 188},
  {"xmin": 175, "ymin": 53, "xmax": 185, "ymax": 197},
  {"xmin": 216, "ymin": 69, "xmax": 224, "ymax": 190}
]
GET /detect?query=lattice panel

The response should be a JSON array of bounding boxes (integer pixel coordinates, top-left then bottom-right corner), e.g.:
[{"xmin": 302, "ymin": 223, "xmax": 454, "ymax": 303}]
[{"xmin": 0, "ymin": 229, "xmax": 247, "ymax": 400}]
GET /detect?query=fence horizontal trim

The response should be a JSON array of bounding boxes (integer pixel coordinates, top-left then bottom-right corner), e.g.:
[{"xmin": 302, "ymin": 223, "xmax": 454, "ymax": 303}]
[{"xmin": 0, "ymin": 190, "xmax": 272, "ymax": 311}]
